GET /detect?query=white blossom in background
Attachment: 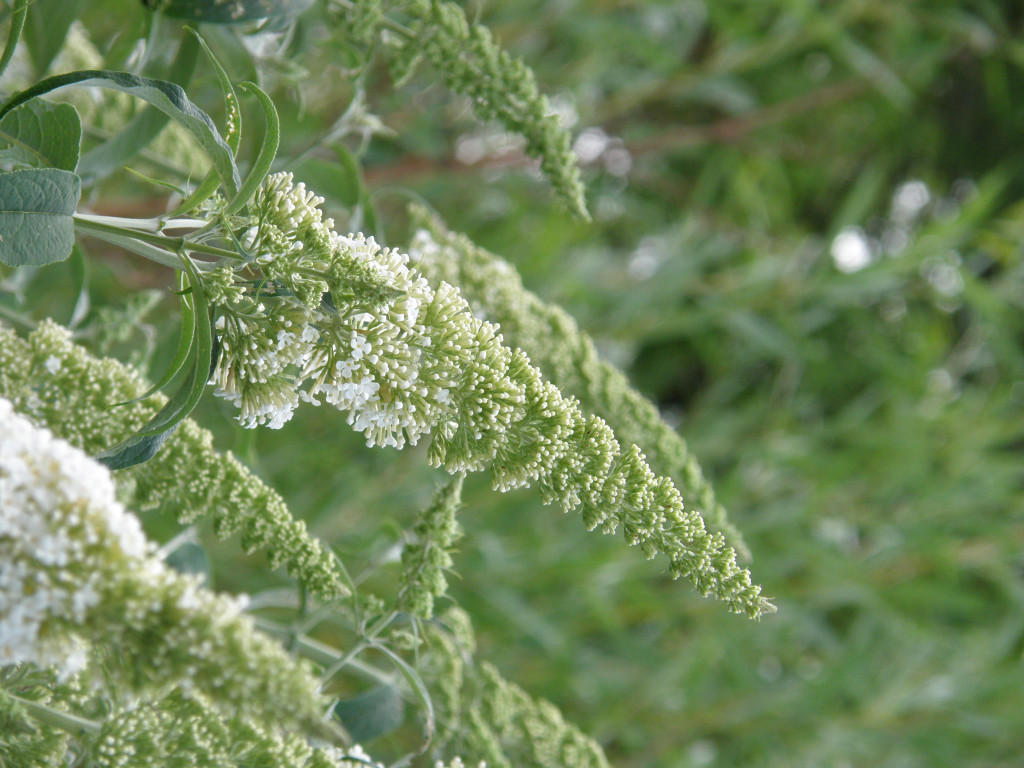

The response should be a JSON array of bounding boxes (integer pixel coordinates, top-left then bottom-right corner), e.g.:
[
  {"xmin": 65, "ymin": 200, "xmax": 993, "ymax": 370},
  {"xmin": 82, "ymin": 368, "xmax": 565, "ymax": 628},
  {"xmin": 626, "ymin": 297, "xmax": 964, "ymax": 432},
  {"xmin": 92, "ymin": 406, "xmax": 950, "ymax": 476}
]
[
  {"xmin": 0, "ymin": 397, "xmax": 147, "ymax": 678},
  {"xmin": 0, "ymin": 398, "xmax": 330, "ymax": 729},
  {"xmin": 830, "ymin": 226, "xmax": 873, "ymax": 273}
]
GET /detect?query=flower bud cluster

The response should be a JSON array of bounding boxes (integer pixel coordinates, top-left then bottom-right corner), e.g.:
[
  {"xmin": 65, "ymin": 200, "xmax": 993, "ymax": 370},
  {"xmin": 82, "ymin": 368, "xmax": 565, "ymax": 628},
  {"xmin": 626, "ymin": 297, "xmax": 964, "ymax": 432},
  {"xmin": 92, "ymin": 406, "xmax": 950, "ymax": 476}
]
[
  {"xmin": 336, "ymin": 0, "xmax": 588, "ymax": 218},
  {"xmin": 213, "ymin": 173, "xmax": 771, "ymax": 617},
  {"xmin": 89, "ymin": 690, "xmax": 358, "ymax": 768},
  {"xmin": 407, "ymin": 209, "xmax": 749, "ymax": 555},
  {"xmin": 0, "ymin": 670, "xmax": 72, "ymax": 768},
  {"xmin": 423, "ymin": 609, "xmax": 606, "ymax": 768},
  {"xmin": 0, "ymin": 397, "xmax": 145, "ymax": 678},
  {"xmin": 0, "ymin": 398, "xmax": 330, "ymax": 731},
  {"xmin": 398, "ymin": 476, "xmax": 464, "ymax": 619},
  {"xmin": 0, "ymin": 321, "xmax": 347, "ymax": 600}
]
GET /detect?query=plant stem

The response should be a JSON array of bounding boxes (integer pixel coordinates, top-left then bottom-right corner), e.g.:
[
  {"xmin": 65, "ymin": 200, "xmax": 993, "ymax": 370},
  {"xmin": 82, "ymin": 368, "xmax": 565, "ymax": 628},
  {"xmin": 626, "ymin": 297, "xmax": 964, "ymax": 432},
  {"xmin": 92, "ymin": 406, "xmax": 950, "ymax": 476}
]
[
  {"xmin": 319, "ymin": 610, "xmax": 398, "ymax": 687},
  {"xmin": 75, "ymin": 212, "xmax": 208, "ymax": 233},
  {"xmin": 253, "ymin": 616, "xmax": 396, "ymax": 687},
  {"xmin": 5, "ymin": 692, "xmax": 102, "ymax": 738},
  {"xmin": 74, "ymin": 217, "xmax": 241, "ymax": 268},
  {"xmin": 331, "ymin": 0, "xmax": 414, "ymax": 38}
]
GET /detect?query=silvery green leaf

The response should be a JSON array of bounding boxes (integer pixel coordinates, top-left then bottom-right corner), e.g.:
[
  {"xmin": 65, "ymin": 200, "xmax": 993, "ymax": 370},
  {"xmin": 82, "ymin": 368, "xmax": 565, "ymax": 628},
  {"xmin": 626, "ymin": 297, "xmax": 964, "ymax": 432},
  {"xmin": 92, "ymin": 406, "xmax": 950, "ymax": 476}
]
[
  {"xmin": 0, "ymin": 168, "xmax": 80, "ymax": 267},
  {"xmin": 0, "ymin": 100, "xmax": 82, "ymax": 171}
]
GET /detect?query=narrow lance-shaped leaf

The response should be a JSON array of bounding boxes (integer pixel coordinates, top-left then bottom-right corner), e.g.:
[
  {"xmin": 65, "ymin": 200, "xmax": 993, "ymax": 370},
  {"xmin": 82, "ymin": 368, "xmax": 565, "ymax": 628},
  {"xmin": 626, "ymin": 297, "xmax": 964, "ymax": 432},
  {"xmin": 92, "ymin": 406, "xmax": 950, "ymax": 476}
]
[
  {"xmin": 0, "ymin": 0, "xmax": 28, "ymax": 81},
  {"xmin": 114, "ymin": 271, "xmax": 196, "ymax": 407},
  {"xmin": 226, "ymin": 81, "xmax": 279, "ymax": 215},
  {"xmin": 76, "ymin": 33, "xmax": 201, "ymax": 182},
  {"xmin": 0, "ymin": 70, "xmax": 241, "ymax": 198},
  {"xmin": 95, "ymin": 256, "xmax": 216, "ymax": 470},
  {"xmin": 0, "ymin": 168, "xmax": 81, "ymax": 267},
  {"xmin": 168, "ymin": 28, "xmax": 243, "ymax": 217},
  {"xmin": 22, "ymin": 0, "xmax": 81, "ymax": 76}
]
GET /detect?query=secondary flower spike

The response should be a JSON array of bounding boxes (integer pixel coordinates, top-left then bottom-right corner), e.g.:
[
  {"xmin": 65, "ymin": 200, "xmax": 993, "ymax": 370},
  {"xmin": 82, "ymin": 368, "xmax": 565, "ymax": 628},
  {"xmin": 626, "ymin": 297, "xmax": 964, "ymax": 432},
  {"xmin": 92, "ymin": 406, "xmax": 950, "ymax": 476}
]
[
  {"xmin": 210, "ymin": 172, "xmax": 774, "ymax": 618},
  {"xmin": 0, "ymin": 398, "xmax": 330, "ymax": 730}
]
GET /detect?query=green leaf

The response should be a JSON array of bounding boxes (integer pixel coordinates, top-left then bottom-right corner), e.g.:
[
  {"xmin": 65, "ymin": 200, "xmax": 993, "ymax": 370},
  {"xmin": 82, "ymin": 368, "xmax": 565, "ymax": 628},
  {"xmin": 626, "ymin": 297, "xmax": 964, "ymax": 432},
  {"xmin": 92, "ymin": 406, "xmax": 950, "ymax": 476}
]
[
  {"xmin": 0, "ymin": 70, "xmax": 241, "ymax": 198},
  {"xmin": 0, "ymin": 0, "xmax": 28, "ymax": 81},
  {"xmin": 142, "ymin": 0, "xmax": 314, "ymax": 24},
  {"xmin": 76, "ymin": 34, "xmax": 201, "ymax": 182},
  {"xmin": 136, "ymin": 256, "xmax": 213, "ymax": 437},
  {"xmin": 0, "ymin": 100, "xmax": 82, "ymax": 171},
  {"xmin": 0, "ymin": 168, "xmax": 80, "ymax": 267},
  {"xmin": 225, "ymin": 81, "xmax": 279, "ymax": 215},
  {"xmin": 22, "ymin": 0, "xmax": 80, "ymax": 77},
  {"xmin": 94, "ymin": 426, "xmax": 179, "ymax": 471},
  {"xmin": 332, "ymin": 684, "xmax": 405, "ymax": 743},
  {"xmin": 294, "ymin": 144, "xmax": 363, "ymax": 209},
  {"xmin": 115, "ymin": 272, "xmax": 196, "ymax": 407},
  {"xmin": 166, "ymin": 28, "xmax": 244, "ymax": 216},
  {"xmin": 370, "ymin": 644, "xmax": 435, "ymax": 750},
  {"xmin": 188, "ymin": 28, "xmax": 242, "ymax": 153},
  {"xmin": 95, "ymin": 257, "xmax": 216, "ymax": 470}
]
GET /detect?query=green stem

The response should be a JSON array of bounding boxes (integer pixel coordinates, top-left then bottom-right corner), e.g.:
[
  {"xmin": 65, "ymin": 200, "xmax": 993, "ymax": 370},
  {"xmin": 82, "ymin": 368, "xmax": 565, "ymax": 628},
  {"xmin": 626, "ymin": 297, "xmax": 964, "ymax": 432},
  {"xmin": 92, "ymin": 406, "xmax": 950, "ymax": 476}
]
[
  {"xmin": 0, "ymin": 302, "xmax": 38, "ymax": 329},
  {"xmin": 73, "ymin": 216, "xmax": 241, "ymax": 262},
  {"xmin": 319, "ymin": 610, "xmax": 398, "ymax": 686},
  {"xmin": 74, "ymin": 212, "xmax": 208, "ymax": 233},
  {"xmin": 75, "ymin": 224, "xmax": 203, "ymax": 271},
  {"xmin": 5, "ymin": 692, "xmax": 102, "ymax": 738},
  {"xmin": 252, "ymin": 616, "xmax": 396, "ymax": 687}
]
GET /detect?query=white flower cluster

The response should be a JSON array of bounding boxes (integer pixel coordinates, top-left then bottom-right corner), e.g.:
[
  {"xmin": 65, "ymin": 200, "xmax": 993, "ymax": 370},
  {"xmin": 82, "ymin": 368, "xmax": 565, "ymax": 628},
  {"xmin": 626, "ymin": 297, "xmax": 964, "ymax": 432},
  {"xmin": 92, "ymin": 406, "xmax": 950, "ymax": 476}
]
[
  {"xmin": 0, "ymin": 320, "xmax": 349, "ymax": 601},
  {"xmin": 213, "ymin": 172, "xmax": 442, "ymax": 446},
  {"xmin": 89, "ymin": 689, "xmax": 358, "ymax": 768},
  {"xmin": 0, "ymin": 397, "xmax": 330, "ymax": 728},
  {"xmin": 0, "ymin": 397, "xmax": 147, "ymax": 678},
  {"xmin": 212, "ymin": 174, "xmax": 772, "ymax": 617}
]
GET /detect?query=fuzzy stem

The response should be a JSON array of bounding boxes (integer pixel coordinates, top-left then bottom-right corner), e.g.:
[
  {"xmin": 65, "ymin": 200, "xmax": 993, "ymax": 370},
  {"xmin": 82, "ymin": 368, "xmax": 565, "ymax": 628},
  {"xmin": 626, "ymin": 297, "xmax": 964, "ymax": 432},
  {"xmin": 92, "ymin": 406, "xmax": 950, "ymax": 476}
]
[
  {"xmin": 318, "ymin": 610, "xmax": 398, "ymax": 687},
  {"xmin": 73, "ymin": 215, "xmax": 241, "ymax": 262},
  {"xmin": 252, "ymin": 617, "xmax": 396, "ymax": 687},
  {"xmin": 6, "ymin": 692, "xmax": 103, "ymax": 738}
]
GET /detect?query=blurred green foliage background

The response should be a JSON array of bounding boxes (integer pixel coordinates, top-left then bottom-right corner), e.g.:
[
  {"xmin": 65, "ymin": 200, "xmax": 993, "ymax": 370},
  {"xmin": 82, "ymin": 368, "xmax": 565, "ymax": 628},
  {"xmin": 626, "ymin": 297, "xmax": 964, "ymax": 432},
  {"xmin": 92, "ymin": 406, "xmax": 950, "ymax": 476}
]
[{"xmin": 6, "ymin": 0, "xmax": 1024, "ymax": 765}]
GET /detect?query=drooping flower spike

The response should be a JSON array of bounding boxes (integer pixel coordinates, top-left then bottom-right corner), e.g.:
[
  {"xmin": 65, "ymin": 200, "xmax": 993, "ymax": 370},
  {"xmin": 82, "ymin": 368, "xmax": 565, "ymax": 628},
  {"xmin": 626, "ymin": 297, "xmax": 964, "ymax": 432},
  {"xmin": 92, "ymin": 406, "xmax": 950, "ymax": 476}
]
[
  {"xmin": 405, "ymin": 206, "xmax": 749, "ymax": 557},
  {"xmin": 211, "ymin": 173, "xmax": 773, "ymax": 618}
]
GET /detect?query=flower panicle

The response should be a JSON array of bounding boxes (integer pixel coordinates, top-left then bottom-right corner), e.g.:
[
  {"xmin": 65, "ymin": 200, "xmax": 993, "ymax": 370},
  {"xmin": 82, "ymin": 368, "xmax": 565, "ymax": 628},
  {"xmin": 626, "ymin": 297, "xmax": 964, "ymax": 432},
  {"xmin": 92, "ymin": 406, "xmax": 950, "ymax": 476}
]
[
  {"xmin": 0, "ymin": 320, "xmax": 348, "ymax": 602},
  {"xmin": 0, "ymin": 398, "xmax": 332, "ymax": 733},
  {"xmin": 398, "ymin": 475, "xmax": 465, "ymax": 619},
  {"xmin": 211, "ymin": 173, "xmax": 772, "ymax": 618},
  {"xmin": 337, "ymin": 0, "xmax": 588, "ymax": 218},
  {"xmin": 406, "ymin": 207, "xmax": 751, "ymax": 558}
]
